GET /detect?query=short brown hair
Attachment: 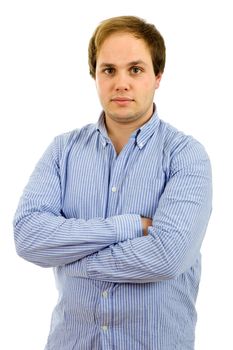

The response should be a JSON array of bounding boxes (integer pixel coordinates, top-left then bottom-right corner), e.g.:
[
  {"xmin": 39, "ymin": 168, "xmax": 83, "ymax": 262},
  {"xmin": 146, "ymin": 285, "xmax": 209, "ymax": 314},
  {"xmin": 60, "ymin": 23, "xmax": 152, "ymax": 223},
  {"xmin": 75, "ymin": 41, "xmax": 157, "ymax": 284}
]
[{"xmin": 88, "ymin": 15, "xmax": 166, "ymax": 78}]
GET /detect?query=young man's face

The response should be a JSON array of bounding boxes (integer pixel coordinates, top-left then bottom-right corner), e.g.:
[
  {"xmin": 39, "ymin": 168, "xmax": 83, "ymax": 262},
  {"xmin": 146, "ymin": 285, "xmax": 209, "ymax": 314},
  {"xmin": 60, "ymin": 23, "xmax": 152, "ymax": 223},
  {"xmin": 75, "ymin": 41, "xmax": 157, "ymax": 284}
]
[{"xmin": 95, "ymin": 32, "xmax": 162, "ymax": 127}]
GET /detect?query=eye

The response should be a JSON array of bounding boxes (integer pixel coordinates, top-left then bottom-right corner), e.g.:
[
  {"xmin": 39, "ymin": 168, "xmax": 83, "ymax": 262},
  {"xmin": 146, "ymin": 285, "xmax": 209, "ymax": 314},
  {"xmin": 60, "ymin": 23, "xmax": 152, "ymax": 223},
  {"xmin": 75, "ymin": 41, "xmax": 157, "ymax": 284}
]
[
  {"xmin": 130, "ymin": 66, "xmax": 143, "ymax": 74},
  {"xmin": 103, "ymin": 67, "xmax": 115, "ymax": 75}
]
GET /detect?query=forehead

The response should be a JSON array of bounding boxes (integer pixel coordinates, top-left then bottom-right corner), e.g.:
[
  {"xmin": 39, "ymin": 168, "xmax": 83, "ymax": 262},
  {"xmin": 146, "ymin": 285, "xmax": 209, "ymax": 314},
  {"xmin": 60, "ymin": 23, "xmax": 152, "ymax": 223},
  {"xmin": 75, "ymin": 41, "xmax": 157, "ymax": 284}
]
[{"xmin": 97, "ymin": 32, "xmax": 152, "ymax": 65}]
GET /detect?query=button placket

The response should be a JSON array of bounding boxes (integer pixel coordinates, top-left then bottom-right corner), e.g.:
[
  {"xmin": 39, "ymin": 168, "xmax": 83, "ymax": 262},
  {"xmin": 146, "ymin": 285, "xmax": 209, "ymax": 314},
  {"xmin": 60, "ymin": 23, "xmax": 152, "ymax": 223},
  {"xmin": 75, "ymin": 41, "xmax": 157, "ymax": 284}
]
[
  {"xmin": 111, "ymin": 186, "xmax": 117, "ymax": 193},
  {"xmin": 102, "ymin": 290, "xmax": 108, "ymax": 298},
  {"xmin": 106, "ymin": 138, "xmax": 139, "ymax": 217},
  {"xmin": 99, "ymin": 287, "xmax": 112, "ymax": 349}
]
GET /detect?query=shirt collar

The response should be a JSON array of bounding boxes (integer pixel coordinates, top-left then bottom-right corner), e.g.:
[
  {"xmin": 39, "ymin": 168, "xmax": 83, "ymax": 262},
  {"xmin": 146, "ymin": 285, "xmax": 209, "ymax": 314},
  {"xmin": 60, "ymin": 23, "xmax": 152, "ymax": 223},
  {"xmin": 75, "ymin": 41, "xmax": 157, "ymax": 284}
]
[{"xmin": 95, "ymin": 104, "xmax": 160, "ymax": 149}]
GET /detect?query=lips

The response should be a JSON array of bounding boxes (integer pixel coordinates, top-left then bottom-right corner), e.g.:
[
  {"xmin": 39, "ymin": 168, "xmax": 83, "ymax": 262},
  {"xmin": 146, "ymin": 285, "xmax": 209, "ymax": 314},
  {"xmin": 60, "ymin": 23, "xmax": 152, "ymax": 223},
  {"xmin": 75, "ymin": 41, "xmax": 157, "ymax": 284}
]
[
  {"xmin": 110, "ymin": 96, "xmax": 134, "ymax": 107},
  {"xmin": 111, "ymin": 96, "xmax": 134, "ymax": 102}
]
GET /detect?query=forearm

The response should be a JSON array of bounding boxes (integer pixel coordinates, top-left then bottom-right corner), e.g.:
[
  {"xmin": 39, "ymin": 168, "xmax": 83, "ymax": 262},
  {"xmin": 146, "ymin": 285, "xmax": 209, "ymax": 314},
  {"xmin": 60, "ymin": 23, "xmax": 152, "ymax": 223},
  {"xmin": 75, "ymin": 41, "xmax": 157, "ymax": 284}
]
[
  {"xmin": 66, "ymin": 203, "xmax": 210, "ymax": 283},
  {"xmin": 13, "ymin": 135, "xmax": 142, "ymax": 268},
  {"xmin": 65, "ymin": 233, "xmax": 170, "ymax": 283},
  {"xmin": 65, "ymin": 143, "xmax": 212, "ymax": 283},
  {"xmin": 14, "ymin": 211, "xmax": 142, "ymax": 267}
]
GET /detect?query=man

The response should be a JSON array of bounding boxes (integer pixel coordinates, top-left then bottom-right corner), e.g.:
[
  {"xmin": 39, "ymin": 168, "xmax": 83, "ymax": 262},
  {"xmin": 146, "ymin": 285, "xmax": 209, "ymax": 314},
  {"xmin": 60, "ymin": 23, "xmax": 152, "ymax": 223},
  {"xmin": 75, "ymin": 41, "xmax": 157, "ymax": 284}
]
[{"xmin": 14, "ymin": 16, "xmax": 212, "ymax": 350}]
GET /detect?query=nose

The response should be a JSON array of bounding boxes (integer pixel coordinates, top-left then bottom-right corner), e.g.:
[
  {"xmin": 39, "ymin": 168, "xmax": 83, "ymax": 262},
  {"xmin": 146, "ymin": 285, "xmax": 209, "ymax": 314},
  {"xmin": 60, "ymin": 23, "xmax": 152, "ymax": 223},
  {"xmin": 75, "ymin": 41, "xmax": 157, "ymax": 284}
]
[{"xmin": 114, "ymin": 72, "xmax": 130, "ymax": 92}]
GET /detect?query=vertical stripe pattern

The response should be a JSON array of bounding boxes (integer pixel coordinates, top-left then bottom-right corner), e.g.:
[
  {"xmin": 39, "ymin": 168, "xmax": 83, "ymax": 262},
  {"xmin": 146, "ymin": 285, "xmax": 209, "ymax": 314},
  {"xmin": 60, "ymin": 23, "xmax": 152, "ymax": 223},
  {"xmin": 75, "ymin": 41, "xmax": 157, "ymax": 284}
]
[{"xmin": 13, "ymin": 108, "xmax": 212, "ymax": 349}]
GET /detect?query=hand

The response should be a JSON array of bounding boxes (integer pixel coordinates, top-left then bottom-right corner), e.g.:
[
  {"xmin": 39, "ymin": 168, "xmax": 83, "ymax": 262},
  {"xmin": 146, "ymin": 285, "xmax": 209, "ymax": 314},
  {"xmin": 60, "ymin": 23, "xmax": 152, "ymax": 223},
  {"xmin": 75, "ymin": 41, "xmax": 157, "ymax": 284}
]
[{"xmin": 141, "ymin": 217, "xmax": 153, "ymax": 236}]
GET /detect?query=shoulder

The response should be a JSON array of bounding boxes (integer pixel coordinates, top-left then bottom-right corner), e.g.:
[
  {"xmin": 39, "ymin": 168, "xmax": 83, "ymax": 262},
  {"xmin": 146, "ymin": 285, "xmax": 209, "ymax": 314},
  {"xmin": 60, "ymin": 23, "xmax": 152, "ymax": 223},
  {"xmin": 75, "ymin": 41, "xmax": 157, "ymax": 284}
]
[
  {"xmin": 156, "ymin": 119, "xmax": 211, "ymax": 179},
  {"xmin": 159, "ymin": 118, "xmax": 210, "ymax": 162},
  {"xmin": 51, "ymin": 123, "xmax": 96, "ymax": 154},
  {"xmin": 40, "ymin": 123, "xmax": 97, "ymax": 165},
  {"xmin": 55, "ymin": 123, "xmax": 96, "ymax": 146}
]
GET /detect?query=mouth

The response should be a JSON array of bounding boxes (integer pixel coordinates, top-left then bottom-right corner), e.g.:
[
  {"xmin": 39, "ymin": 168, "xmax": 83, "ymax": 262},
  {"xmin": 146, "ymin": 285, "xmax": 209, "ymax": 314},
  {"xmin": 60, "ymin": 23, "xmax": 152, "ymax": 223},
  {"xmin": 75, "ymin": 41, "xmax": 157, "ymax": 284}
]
[{"xmin": 111, "ymin": 96, "xmax": 134, "ymax": 106}]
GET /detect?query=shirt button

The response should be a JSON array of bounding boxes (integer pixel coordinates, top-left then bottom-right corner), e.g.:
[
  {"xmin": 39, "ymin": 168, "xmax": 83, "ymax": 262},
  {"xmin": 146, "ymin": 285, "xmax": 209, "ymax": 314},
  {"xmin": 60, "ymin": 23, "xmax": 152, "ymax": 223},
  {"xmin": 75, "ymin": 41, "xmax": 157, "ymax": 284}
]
[
  {"xmin": 102, "ymin": 325, "xmax": 108, "ymax": 331},
  {"xmin": 102, "ymin": 290, "xmax": 108, "ymax": 298},
  {"xmin": 139, "ymin": 142, "xmax": 144, "ymax": 148},
  {"xmin": 111, "ymin": 186, "xmax": 117, "ymax": 192}
]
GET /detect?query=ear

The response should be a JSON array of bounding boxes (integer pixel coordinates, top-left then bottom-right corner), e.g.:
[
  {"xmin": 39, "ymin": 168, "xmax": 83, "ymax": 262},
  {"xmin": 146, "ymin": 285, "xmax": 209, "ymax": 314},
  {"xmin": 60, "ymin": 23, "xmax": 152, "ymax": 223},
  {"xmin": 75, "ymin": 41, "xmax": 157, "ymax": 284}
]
[{"xmin": 155, "ymin": 73, "xmax": 162, "ymax": 89}]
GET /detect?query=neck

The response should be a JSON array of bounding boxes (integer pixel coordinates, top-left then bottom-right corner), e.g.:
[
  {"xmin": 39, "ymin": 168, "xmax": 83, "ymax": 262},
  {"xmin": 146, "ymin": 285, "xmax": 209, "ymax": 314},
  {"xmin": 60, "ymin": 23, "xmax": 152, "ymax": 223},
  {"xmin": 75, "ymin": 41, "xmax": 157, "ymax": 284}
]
[
  {"xmin": 104, "ymin": 111, "xmax": 153, "ymax": 155},
  {"xmin": 106, "ymin": 120, "xmax": 137, "ymax": 139},
  {"xmin": 106, "ymin": 124, "xmax": 133, "ymax": 155}
]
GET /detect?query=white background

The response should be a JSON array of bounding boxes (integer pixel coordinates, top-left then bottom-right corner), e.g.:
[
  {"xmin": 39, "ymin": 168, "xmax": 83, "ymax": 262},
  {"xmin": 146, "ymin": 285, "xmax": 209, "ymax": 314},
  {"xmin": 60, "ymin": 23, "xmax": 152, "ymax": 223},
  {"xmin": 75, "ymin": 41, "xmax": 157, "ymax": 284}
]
[{"xmin": 0, "ymin": 1, "xmax": 232, "ymax": 349}]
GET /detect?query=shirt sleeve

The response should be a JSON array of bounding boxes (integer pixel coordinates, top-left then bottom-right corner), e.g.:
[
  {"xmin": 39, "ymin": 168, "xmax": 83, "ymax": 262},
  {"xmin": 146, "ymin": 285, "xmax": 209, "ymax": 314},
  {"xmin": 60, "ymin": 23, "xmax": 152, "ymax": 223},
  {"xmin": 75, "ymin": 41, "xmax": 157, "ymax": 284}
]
[
  {"xmin": 13, "ymin": 137, "xmax": 142, "ymax": 267},
  {"xmin": 66, "ymin": 139, "xmax": 212, "ymax": 283}
]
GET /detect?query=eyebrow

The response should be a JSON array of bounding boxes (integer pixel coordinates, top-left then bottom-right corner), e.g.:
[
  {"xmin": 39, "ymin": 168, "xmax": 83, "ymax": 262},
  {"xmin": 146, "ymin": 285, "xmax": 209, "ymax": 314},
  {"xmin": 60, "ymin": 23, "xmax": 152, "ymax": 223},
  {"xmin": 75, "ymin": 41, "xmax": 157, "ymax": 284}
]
[{"xmin": 99, "ymin": 60, "xmax": 148, "ymax": 68}]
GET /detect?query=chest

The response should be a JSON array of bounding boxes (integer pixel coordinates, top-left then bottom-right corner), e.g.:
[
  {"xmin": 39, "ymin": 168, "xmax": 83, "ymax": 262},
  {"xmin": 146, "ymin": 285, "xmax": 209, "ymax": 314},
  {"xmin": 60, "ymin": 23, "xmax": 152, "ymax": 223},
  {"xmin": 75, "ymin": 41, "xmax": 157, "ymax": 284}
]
[{"xmin": 61, "ymin": 141, "xmax": 167, "ymax": 219}]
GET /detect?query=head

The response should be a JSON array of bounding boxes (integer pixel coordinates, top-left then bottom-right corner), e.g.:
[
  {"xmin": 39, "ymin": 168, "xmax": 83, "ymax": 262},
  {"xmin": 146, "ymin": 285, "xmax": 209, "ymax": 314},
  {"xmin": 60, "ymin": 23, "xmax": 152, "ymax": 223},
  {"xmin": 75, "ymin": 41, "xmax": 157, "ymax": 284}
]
[
  {"xmin": 88, "ymin": 16, "xmax": 166, "ymax": 128},
  {"xmin": 88, "ymin": 16, "xmax": 166, "ymax": 79}
]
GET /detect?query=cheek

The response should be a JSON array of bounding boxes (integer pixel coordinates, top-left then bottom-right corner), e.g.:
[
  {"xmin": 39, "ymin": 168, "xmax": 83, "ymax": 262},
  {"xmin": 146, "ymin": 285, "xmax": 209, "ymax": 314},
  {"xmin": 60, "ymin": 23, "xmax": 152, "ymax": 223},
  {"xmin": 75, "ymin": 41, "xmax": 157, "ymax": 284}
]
[
  {"xmin": 148, "ymin": 77, "xmax": 158, "ymax": 93},
  {"xmin": 95, "ymin": 78, "xmax": 100, "ymax": 93},
  {"xmin": 96, "ymin": 78, "xmax": 108, "ymax": 96},
  {"xmin": 141, "ymin": 81, "xmax": 156, "ymax": 96},
  {"xmin": 139, "ymin": 75, "xmax": 156, "ymax": 90}
]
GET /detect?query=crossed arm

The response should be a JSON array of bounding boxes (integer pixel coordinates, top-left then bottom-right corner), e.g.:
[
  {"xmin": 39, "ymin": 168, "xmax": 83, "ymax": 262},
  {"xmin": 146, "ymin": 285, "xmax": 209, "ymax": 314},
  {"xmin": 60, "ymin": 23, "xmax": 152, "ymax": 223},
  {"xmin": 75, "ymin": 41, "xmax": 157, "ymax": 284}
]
[{"xmin": 14, "ymin": 137, "xmax": 212, "ymax": 283}]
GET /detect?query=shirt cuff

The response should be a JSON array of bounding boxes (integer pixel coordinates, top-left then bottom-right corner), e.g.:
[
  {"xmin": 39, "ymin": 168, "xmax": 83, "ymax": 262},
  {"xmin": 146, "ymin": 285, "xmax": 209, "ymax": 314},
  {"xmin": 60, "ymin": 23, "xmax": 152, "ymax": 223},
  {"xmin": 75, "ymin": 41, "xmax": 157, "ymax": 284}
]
[{"xmin": 111, "ymin": 214, "xmax": 142, "ymax": 242}]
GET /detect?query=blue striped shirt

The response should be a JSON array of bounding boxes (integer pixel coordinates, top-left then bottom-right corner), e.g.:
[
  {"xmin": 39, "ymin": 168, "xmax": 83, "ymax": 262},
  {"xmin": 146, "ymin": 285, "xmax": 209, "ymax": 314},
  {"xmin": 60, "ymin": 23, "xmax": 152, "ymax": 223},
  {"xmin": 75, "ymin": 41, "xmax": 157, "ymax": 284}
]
[{"xmin": 14, "ymin": 108, "xmax": 212, "ymax": 349}]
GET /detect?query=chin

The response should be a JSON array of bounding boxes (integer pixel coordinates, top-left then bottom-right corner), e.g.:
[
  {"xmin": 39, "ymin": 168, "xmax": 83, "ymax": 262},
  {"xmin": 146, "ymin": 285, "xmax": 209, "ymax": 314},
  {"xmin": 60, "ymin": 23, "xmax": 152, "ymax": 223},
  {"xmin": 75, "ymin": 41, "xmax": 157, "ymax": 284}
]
[{"xmin": 110, "ymin": 113, "xmax": 141, "ymax": 124}]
